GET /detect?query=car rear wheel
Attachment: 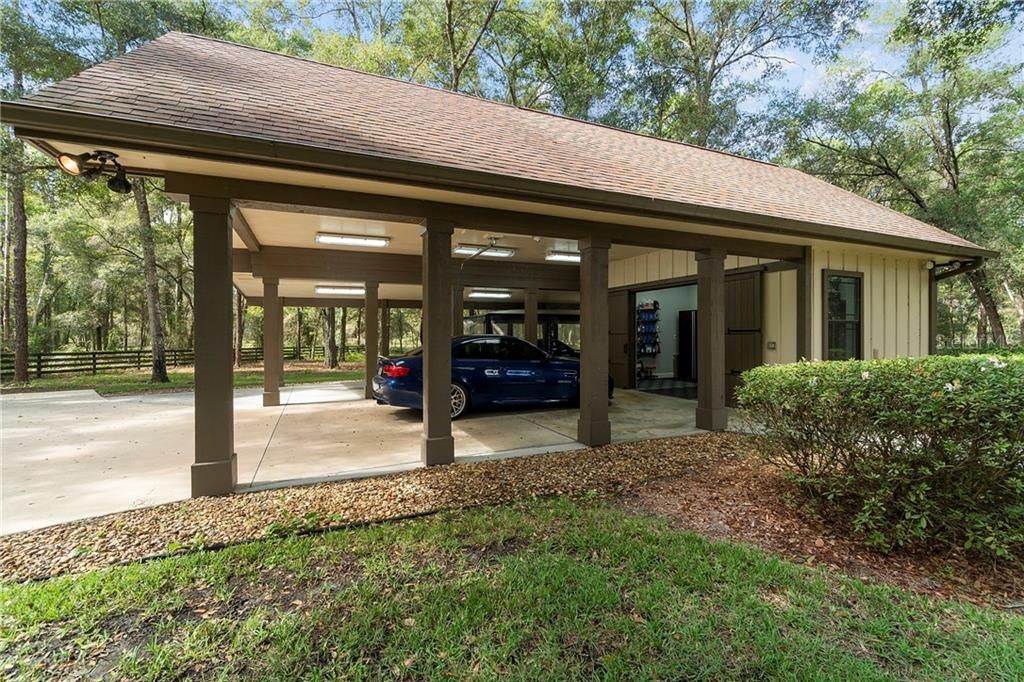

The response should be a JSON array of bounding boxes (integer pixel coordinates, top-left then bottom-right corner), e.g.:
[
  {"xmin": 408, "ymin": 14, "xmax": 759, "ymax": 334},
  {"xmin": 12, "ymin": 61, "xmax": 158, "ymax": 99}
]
[{"xmin": 450, "ymin": 383, "xmax": 470, "ymax": 419}]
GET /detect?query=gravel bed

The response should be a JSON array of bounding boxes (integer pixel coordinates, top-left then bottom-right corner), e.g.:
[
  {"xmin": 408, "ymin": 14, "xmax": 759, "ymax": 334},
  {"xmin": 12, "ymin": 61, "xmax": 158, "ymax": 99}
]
[{"xmin": 0, "ymin": 433, "xmax": 742, "ymax": 582}]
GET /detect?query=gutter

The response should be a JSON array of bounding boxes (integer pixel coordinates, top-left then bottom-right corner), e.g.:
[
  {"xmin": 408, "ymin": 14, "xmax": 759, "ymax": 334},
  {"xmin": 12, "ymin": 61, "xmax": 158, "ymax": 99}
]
[
  {"xmin": 1, "ymin": 101, "xmax": 999, "ymax": 261},
  {"xmin": 934, "ymin": 258, "xmax": 985, "ymax": 282}
]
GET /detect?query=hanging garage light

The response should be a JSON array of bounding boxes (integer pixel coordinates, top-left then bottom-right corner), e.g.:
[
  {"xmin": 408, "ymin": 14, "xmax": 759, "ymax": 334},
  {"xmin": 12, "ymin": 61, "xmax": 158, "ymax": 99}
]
[
  {"xmin": 545, "ymin": 250, "xmax": 581, "ymax": 263},
  {"xmin": 453, "ymin": 243, "xmax": 515, "ymax": 258},
  {"xmin": 315, "ymin": 284, "xmax": 366, "ymax": 296},
  {"xmin": 315, "ymin": 233, "xmax": 391, "ymax": 248},
  {"xmin": 468, "ymin": 288, "xmax": 512, "ymax": 299}
]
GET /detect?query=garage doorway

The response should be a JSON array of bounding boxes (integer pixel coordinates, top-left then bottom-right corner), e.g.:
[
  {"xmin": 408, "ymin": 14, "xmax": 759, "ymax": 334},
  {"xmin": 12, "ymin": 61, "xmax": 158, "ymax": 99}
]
[{"xmin": 610, "ymin": 269, "xmax": 763, "ymax": 404}]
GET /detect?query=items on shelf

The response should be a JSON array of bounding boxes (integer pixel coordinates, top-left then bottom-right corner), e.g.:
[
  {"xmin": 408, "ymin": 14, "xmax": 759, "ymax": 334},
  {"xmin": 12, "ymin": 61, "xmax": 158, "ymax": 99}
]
[{"xmin": 636, "ymin": 299, "xmax": 660, "ymax": 356}]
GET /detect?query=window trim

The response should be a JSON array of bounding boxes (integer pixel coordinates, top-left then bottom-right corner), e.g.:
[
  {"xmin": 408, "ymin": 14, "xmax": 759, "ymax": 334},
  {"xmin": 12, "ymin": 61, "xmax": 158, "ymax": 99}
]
[{"xmin": 821, "ymin": 269, "xmax": 864, "ymax": 361}]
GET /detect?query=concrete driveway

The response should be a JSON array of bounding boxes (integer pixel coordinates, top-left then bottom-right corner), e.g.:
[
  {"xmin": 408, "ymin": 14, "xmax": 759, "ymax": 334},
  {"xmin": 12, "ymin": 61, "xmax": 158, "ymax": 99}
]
[{"xmin": 1, "ymin": 382, "xmax": 706, "ymax": 534}]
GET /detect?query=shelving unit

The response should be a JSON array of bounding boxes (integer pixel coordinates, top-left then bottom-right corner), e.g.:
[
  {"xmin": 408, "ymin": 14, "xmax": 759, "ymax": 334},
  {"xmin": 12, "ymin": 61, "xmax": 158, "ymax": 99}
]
[{"xmin": 636, "ymin": 300, "xmax": 660, "ymax": 380}]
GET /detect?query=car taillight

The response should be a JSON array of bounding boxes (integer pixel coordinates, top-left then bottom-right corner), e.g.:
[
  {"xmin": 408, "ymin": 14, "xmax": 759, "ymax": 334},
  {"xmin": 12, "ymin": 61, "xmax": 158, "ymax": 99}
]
[{"xmin": 382, "ymin": 364, "xmax": 411, "ymax": 378}]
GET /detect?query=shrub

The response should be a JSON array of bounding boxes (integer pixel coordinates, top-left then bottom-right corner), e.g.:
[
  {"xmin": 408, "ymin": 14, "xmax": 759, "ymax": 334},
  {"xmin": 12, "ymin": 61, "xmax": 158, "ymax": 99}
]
[{"xmin": 737, "ymin": 355, "xmax": 1024, "ymax": 558}]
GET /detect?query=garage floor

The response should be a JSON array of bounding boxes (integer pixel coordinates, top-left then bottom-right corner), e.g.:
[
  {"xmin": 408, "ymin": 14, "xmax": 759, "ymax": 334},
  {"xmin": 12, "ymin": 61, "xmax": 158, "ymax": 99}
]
[{"xmin": 1, "ymin": 382, "xmax": 717, "ymax": 534}]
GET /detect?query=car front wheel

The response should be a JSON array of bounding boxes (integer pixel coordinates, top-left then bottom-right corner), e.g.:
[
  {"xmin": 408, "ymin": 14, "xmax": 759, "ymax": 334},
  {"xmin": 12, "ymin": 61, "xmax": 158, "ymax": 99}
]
[{"xmin": 450, "ymin": 383, "xmax": 470, "ymax": 419}]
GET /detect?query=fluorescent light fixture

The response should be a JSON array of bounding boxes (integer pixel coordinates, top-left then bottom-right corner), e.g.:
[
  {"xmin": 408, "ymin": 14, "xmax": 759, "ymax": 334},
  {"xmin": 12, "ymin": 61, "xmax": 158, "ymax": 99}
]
[
  {"xmin": 545, "ymin": 250, "xmax": 581, "ymax": 263},
  {"xmin": 315, "ymin": 285, "xmax": 366, "ymax": 296},
  {"xmin": 453, "ymin": 243, "xmax": 515, "ymax": 258},
  {"xmin": 315, "ymin": 232, "xmax": 390, "ymax": 248},
  {"xmin": 468, "ymin": 288, "xmax": 512, "ymax": 299}
]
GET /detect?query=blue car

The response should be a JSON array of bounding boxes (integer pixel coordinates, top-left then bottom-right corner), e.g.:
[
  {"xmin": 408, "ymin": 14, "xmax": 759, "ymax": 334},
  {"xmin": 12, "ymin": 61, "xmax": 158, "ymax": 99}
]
[{"xmin": 372, "ymin": 335, "xmax": 613, "ymax": 418}]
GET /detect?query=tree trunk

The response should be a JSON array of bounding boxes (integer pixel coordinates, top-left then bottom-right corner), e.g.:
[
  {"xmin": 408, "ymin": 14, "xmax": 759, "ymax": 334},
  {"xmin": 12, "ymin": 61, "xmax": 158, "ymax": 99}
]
[
  {"xmin": 296, "ymin": 308, "xmax": 303, "ymax": 361},
  {"xmin": 233, "ymin": 287, "xmax": 246, "ymax": 368},
  {"xmin": 966, "ymin": 268, "xmax": 1006, "ymax": 346},
  {"xmin": 2, "ymin": 184, "xmax": 10, "ymax": 352},
  {"xmin": 1002, "ymin": 282, "xmax": 1024, "ymax": 345},
  {"xmin": 131, "ymin": 179, "xmax": 169, "ymax": 382},
  {"xmin": 340, "ymin": 307, "xmax": 348, "ymax": 361},
  {"xmin": 11, "ymin": 141, "xmax": 29, "ymax": 383},
  {"xmin": 320, "ymin": 307, "xmax": 338, "ymax": 368}
]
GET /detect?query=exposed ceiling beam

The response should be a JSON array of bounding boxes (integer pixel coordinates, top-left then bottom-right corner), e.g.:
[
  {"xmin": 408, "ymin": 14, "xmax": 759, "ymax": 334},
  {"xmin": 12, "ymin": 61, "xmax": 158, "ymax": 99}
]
[
  {"xmin": 229, "ymin": 205, "xmax": 261, "ymax": 252},
  {"xmin": 233, "ymin": 247, "xmax": 581, "ymax": 291},
  {"xmin": 166, "ymin": 173, "xmax": 806, "ymax": 261}
]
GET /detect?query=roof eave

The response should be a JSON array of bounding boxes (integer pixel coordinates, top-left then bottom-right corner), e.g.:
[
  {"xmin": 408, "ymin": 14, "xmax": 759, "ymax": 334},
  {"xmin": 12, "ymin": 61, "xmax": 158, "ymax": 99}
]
[{"xmin": 2, "ymin": 101, "xmax": 997, "ymax": 260}]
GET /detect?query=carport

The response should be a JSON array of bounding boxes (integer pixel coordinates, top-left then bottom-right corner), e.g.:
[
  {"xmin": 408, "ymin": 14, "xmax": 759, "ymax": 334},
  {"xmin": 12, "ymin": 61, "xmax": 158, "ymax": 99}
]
[{"xmin": 3, "ymin": 33, "xmax": 814, "ymax": 499}]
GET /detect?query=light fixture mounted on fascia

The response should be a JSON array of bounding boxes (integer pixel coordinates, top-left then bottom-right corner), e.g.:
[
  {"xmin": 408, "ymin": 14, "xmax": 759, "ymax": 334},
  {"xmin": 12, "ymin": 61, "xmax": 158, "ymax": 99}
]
[
  {"xmin": 467, "ymin": 287, "xmax": 512, "ymax": 299},
  {"xmin": 55, "ymin": 149, "xmax": 132, "ymax": 194},
  {"xmin": 314, "ymin": 284, "xmax": 366, "ymax": 296},
  {"xmin": 545, "ymin": 250, "xmax": 581, "ymax": 263},
  {"xmin": 453, "ymin": 243, "xmax": 515, "ymax": 258},
  {"xmin": 315, "ymin": 233, "xmax": 390, "ymax": 248}
]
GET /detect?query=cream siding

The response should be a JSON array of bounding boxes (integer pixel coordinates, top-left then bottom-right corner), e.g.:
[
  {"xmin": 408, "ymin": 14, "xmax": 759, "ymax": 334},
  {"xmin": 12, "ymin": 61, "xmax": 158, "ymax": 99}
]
[{"xmin": 610, "ymin": 245, "xmax": 933, "ymax": 363}]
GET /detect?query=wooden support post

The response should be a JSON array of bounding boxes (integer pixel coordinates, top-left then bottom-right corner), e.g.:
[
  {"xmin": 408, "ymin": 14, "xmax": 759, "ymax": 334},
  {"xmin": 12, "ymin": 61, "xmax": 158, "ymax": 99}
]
[
  {"xmin": 524, "ymin": 288, "xmax": 539, "ymax": 344},
  {"xmin": 452, "ymin": 278, "xmax": 464, "ymax": 337},
  {"xmin": 364, "ymin": 281, "xmax": 379, "ymax": 399},
  {"xmin": 796, "ymin": 246, "xmax": 813, "ymax": 361},
  {"xmin": 422, "ymin": 220, "xmax": 455, "ymax": 465},
  {"xmin": 262, "ymin": 278, "xmax": 282, "ymax": 407},
  {"xmin": 928, "ymin": 267, "xmax": 937, "ymax": 354},
  {"xmin": 190, "ymin": 196, "xmax": 237, "ymax": 496},
  {"xmin": 696, "ymin": 249, "xmax": 727, "ymax": 431},
  {"xmin": 577, "ymin": 237, "xmax": 611, "ymax": 447},
  {"xmin": 380, "ymin": 305, "xmax": 391, "ymax": 357}
]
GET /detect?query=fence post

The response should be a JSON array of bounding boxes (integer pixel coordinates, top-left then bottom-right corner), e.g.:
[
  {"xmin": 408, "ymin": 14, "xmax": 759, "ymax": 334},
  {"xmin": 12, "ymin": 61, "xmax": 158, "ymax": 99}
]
[
  {"xmin": 35, "ymin": 353, "xmax": 42, "ymax": 378},
  {"xmin": 92, "ymin": 351, "xmax": 97, "ymax": 375},
  {"xmin": 136, "ymin": 350, "xmax": 142, "ymax": 369}
]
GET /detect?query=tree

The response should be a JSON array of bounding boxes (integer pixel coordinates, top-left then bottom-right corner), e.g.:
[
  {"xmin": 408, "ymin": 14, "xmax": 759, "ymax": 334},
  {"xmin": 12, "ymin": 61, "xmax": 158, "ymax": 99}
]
[
  {"xmin": 131, "ymin": 179, "xmax": 169, "ymax": 382},
  {"xmin": 402, "ymin": 0, "xmax": 502, "ymax": 92},
  {"xmin": 630, "ymin": 0, "xmax": 866, "ymax": 149},
  {"xmin": 319, "ymin": 307, "xmax": 338, "ymax": 368},
  {"xmin": 233, "ymin": 287, "xmax": 246, "ymax": 368}
]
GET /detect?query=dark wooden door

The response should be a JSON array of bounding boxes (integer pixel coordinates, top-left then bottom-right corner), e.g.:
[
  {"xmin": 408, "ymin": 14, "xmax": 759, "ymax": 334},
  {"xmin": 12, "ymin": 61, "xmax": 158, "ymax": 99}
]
[
  {"xmin": 725, "ymin": 272, "xmax": 762, "ymax": 403},
  {"xmin": 608, "ymin": 290, "xmax": 632, "ymax": 389}
]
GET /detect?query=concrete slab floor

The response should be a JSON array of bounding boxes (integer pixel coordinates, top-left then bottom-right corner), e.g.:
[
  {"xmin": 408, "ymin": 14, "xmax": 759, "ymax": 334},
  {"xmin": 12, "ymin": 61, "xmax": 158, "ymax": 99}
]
[{"xmin": 1, "ymin": 382, "xmax": 717, "ymax": 534}]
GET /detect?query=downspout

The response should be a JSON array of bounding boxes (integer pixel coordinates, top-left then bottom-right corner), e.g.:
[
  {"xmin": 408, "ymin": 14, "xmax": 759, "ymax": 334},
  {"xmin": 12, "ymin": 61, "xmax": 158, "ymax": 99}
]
[{"xmin": 930, "ymin": 257, "xmax": 985, "ymax": 353}]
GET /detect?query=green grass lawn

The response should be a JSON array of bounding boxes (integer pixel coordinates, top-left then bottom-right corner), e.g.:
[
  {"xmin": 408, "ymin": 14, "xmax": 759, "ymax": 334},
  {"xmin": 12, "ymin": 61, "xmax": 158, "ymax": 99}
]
[
  {"xmin": 2, "ymin": 498, "xmax": 1020, "ymax": 680},
  {"xmin": 0, "ymin": 366, "xmax": 362, "ymax": 396}
]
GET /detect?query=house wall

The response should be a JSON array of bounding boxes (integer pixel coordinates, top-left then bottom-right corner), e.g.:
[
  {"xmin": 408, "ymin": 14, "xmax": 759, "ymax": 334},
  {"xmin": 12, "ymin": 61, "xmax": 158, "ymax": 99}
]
[{"xmin": 610, "ymin": 245, "xmax": 933, "ymax": 365}]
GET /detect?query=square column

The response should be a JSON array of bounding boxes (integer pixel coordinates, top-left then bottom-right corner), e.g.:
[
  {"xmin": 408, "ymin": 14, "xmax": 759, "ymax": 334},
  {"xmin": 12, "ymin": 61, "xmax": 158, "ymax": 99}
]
[
  {"xmin": 190, "ymin": 196, "xmax": 237, "ymax": 496},
  {"xmin": 422, "ymin": 219, "xmax": 455, "ymax": 465},
  {"xmin": 452, "ymin": 279, "xmax": 464, "ymax": 337},
  {"xmin": 577, "ymin": 237, "xmax": 611, "ymax": 447},
  {"xmin": 364, "ymin": 281, "xmax": 379, "ymax": 399},
  {"xmin": 524, "ymin": 288, "xmax": 539, "ymax": 344},
  {"xmin": 795, "ymin": 246, "xmax": 813, "ymax": 360},
  {"xmin": 380, "ymin": 305, "xmax": 391, "ymax": 357},
  {"xmin": 696, "ymin": 249, "xmax": 727, "ymax": 431},
  {"xmin": 262, "ymin": 277, "xmax": 282, "ymax": 407}
]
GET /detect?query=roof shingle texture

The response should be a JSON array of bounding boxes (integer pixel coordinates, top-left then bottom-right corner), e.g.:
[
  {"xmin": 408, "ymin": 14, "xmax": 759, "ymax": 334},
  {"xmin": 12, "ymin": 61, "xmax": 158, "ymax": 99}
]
[{"xmin": 22, "ymin": 32, "xmax": 979, "ymax": 251}]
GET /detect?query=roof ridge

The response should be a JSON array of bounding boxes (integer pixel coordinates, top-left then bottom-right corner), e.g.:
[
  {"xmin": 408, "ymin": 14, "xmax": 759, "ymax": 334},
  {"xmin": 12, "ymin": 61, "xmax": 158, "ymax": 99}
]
[{"xmin": 166, "ymin": 31, "xmax": 779, "ymax": 169}]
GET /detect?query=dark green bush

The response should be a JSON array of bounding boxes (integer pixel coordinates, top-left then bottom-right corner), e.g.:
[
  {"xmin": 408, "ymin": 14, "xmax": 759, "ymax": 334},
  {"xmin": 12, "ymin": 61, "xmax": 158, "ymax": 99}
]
[
  {"xmin": 936, "ymin": 344, "xmax": 1024, "ymax": 358},
  {"xmin": 737, "ymin": 354, "xmax": 1024, "ymax": 558}
]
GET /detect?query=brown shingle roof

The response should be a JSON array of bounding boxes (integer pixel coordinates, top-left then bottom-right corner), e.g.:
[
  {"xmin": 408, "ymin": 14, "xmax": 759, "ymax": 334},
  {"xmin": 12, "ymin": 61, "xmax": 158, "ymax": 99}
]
[{"xmin": 19, "ymin": 32, "xmax": 982, "ymax": 254}]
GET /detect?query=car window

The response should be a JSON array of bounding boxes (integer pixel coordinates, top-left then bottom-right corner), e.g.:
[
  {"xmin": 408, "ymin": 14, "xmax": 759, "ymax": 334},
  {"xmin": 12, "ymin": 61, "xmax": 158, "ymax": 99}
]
[
  {"xmin": 500, "ymin": 337, "xmax": 546, "ymax": 362},
  {"xmin": 453, "ymin": 338, "xmax": 502, "ymax": 360}
]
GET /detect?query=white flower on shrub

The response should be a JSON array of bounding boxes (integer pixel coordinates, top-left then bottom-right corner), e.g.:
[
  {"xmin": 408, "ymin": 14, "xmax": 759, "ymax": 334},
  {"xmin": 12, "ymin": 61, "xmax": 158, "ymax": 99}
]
[
  {"xmin": 809, "ymin": 377, "xmax": 818, "ymax": 387},
  {"xmin": 944, "ymin": 379, "xmax": 961, "ymax": 392},
  {"xmin": 989, "ymin": 357, "xmax": 1007, "ymax": 369},
  {"xmin": 861, "ymin": 371, "xmax": 871, "ymax": 380}
]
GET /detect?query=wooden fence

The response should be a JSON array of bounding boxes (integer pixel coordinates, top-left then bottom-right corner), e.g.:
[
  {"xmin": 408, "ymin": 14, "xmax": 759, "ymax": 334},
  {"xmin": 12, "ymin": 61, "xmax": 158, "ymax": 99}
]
[{"xmin": 0, "ymin": 345, "xmax": 367, "ymax": 379}]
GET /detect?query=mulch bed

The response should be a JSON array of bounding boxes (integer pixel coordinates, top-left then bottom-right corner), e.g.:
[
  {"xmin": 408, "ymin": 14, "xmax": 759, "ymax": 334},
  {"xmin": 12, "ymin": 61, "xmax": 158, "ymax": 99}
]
[
  {"xmin": 0, "ymin": 433, "xmax": 736, "ymax": 582},
  {"xmin": 623, "ymin": 449, "xmax": 1024, "ymax": 609}
]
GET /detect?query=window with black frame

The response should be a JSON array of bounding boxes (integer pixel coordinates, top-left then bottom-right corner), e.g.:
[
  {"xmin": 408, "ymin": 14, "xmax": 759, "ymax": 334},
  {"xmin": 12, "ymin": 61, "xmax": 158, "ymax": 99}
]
[{"xmin": 825, "ymin": 273, "xmax": 862, "ymax": 360}]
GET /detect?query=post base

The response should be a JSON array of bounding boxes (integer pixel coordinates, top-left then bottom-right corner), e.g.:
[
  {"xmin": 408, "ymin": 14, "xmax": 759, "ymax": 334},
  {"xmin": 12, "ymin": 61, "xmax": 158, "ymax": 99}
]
[
  {"xmin": 263, "ymin": 391, "xmax": 280, "ymax": 407},
  {"xmin": 577, "ymin": 418, "xmax": 611, "ymax": 447},
  {"xmin": 421, "ymin": 435, "xmax": 455, "ymax": 466},
  {"xmin": 190, "ymin": 453, "xmax": 238, "ymax": 497},
  {"xmin": 695, "ymin": 407, "xmax": 728, "ymax": 432}
]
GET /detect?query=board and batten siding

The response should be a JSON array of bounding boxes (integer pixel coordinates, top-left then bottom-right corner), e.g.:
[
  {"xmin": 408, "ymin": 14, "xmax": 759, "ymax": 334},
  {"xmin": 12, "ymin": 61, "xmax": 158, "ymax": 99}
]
[{"xmin": 609, "ymin": 246, "xmax": 932, "ymax": 365}]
